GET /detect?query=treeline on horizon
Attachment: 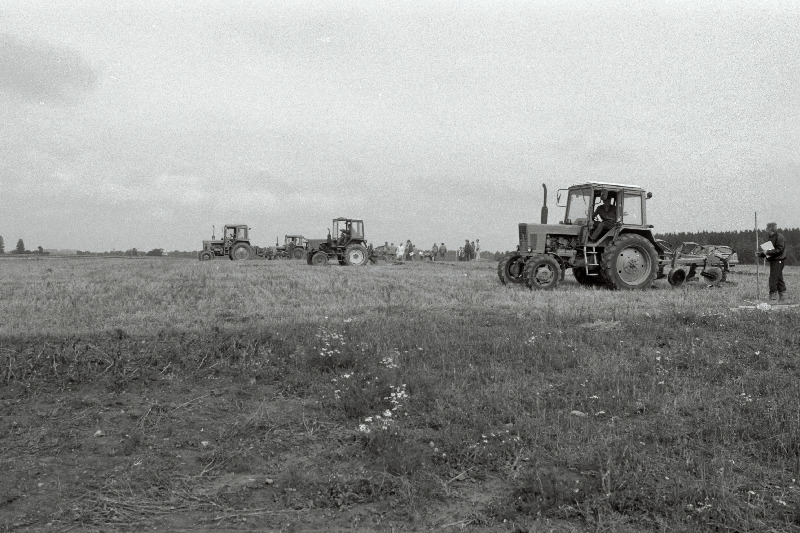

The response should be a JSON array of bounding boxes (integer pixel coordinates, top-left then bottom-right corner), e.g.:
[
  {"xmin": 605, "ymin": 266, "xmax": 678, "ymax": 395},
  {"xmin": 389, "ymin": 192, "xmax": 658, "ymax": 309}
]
[{"xmin": 654, "ymin": 227, "xmax": 800, "ymax": 266}]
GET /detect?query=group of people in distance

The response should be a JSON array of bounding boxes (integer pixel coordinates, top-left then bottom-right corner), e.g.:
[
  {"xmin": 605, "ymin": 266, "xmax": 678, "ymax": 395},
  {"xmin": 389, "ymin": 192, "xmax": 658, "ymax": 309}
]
[
  {"xmin": 457, "ymin": 239, "xmax": 481, "ymax": 261},
  {"xmin": 382, "ymin": 240, "xmax": 480, "ymax": 262},
  {"xmin": 385, "ymin": 241, "xmax": 449, "ymax": 261}
]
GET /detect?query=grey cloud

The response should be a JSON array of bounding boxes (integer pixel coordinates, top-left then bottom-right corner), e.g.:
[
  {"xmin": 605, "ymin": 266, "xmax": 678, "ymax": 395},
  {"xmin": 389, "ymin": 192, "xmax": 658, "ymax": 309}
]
[{"xmin": 0, "ymin": 34, "xmax": 97, "ymax": 103}]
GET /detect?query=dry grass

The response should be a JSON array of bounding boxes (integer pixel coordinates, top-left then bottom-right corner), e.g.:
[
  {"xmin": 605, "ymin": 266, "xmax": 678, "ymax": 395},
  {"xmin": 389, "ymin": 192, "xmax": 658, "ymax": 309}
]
[{"xmin": 1, "ymin": 256, "xmax": 799, "ymax": 531}]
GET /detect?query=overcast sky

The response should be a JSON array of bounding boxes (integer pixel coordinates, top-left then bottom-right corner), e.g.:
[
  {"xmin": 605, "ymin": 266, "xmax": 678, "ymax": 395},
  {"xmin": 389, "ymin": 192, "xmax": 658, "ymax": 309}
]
[{"xmin": 1, "ymin": 0, "xmax": 798, "ymax": 253}]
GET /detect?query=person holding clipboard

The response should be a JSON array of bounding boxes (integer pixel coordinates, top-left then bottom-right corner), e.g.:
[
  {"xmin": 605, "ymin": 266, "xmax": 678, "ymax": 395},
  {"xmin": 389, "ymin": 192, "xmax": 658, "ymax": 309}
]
[{"xmin": 758, "ymin": 222, "xmax": 788, "ymax": 301}]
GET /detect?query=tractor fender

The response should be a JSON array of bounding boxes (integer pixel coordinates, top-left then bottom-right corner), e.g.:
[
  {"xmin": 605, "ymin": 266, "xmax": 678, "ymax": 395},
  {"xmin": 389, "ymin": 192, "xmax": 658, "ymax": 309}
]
[{"xmin": 615, "ymin": 228, "xmax": 667, "ymax": 255}]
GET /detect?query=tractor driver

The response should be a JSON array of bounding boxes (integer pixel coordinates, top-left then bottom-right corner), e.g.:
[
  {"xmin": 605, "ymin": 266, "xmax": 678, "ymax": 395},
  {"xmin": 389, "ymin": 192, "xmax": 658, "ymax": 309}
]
[
  {"xmin": 590, "ymin": 194, "xmax": 617, "ymax": 241},
  {"xmin": 338, "ymin": 222, "xmax": 352, "ymax": 245}
]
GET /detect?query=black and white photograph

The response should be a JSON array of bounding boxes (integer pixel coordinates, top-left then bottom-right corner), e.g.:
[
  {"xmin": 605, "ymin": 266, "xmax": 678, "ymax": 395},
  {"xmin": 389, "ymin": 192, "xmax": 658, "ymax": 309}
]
[{"xmin": 2, "ymin": 1, "xmax": 798, "ymax": 530}]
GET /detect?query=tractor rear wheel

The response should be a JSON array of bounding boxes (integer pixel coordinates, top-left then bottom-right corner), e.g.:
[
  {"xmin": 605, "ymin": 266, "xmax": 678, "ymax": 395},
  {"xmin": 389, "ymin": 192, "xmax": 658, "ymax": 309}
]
[
  {"xmin": 199, "ymin": 251, "xmax": 214, "ymax": 261},
  {"xmin": 311, "ymin": 252, "xmax": 329, "ymax": 266},
  {"xmin": 497, "ymin": 254, "xmax": 526, "ymax": 285},
  {"xmin": 229, "ymin": 243, "xmax": 252, "ymax": 261},
  {"xmin": 344, "ymin": 244, "xmax": 368, "ymax": 266},
  {"xmin": 600, "ymin": 234, "xmax": 658, "ymax": 290},
  {"xmin": 573, "ymin": 267, "xmax": 601, "ymax": 286},
  {"xmin": 702, "ymin": 266, "xmax": 724, "ymax": 287},
  {"xmin": 667, "ymin": 268, "xmax": 687, "ymax": 287},
  {"xmin": 523, "ymin": 255, "xmax": 561, "ymax": 290}
]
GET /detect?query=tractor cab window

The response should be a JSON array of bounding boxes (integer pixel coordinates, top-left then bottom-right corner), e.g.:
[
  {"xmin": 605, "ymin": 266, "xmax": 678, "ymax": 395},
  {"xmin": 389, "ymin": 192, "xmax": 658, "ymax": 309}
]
[
  {"xmin": 227, "ymin": 227, "xmax": 247, "ymax": 240},
  {"xmin": 592, "ymin": 192, "xmax": 618, "ymax": 211},
  {"xmin": 334, "ymin": 220, "xmax": 363, "ymax": 241},
  {"xmin": 349, "ymin": 221, "xmax": 363, "ymax": 239},
  {"xmin": 565, "ymin": 189, "xmax": 592, "ymax": 225},
  {"xmin": 621, "ymin": 193, "xmax": 643, "ymax": 225}
]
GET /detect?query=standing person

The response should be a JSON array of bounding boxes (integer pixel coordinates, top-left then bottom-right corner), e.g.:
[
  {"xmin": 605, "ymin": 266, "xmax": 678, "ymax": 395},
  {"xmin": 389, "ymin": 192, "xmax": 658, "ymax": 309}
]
[
  {"xmin": 405, "ymin": 240, "xmax": 413, "ymax": 261},
  {"xmin": 470, "ymin": 241, "xmax": 476, "ymax": 261},
  {"xmin": 475, "ymin": 239, "xmax": 481, "ymax": 260},
  {"xmin": 463, "ymin": 240, "xmax": 472, "ymax": 262},
  {"xmin": 431, "ymin": 243, "xmax": 438, "ymax": 261},
  {"xmin": 388, "ymin": 242, "xmax": 397, "ymax": 258},
  {"xmin": 397, "ymin": 241, "xmax": 405, "ymax": 261},
  {"xmin": 759, "ymin": 222, "xmax": 788, "ymax": 301},
  {"xmin": 439, "ymin": 242, "xmax": 447, "ymax": 261}
]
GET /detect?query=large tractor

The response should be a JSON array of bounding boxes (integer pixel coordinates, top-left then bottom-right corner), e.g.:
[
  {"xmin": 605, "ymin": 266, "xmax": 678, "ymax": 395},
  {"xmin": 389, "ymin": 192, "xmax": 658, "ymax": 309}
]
[
  {"xmin": 198, "ymin": 224, "xmax": 270, "ymax": 261},
  {"xmin": 306, "ymin": 218, "xmax": 369, "ymax": 266},
  {"xmin": 498, "ymin": 182, "xmax": 669, "ymax": 290}
]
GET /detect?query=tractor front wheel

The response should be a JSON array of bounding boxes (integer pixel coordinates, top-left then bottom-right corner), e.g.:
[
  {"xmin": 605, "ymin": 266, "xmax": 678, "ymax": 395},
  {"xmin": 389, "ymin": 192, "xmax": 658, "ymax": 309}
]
[
  {"xmin": 199, "ymin": 251, "xmax": 214, "ymax": 261},
  {"xmin": 523, "ymin": 255, "xmax": 561, "ymax": 290},
  {"xmin": 344, "ymin": 244, "xmax": 368, "ymax": 266},
  {"xmin": 311, "ymin": 252, "xmax": 329, "ymax": 266},
  {"xmin": 497, "ymin": 254, "xmax": 526, "ymax": 285},
  {"xmin": 600, "ymin": 234, "xmax": 658, "ymax": 290},
  {"xmin": 229, "ymin": 243, "xmax": 252, "ymax": 261},
  {"xmin": 293, "ymin": 247, "xmax": 306, "ymax": 260}
]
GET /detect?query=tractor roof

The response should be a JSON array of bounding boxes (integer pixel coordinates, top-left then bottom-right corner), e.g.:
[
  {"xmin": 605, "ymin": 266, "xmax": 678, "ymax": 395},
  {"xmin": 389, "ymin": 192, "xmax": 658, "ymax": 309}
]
[
  {"xmin": 571, "ymin": 181, "xmax": 644, "ymax": 191},
  {"xmin": 333, "ymin": 217, "xmax": 363, "ymax": 222},
  {"xmin": 225, "ymin": 223, "xmax": 249, "ymax": 228}
]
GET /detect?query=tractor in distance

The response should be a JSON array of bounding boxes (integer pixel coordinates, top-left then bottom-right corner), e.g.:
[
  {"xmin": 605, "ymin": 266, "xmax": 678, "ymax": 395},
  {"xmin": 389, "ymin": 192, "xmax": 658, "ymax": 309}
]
[
  {"xmin": 198, "ymin": 224, "xmax": 271, "ymax": 261},
  {"xmin": 498, "ymin": 182, "xmax": 670, "ymax": 290},
  {"xmin": 306, "ymin": 218, "xmax": 369, "ymax": 266},
  {"xmin": 273, "ymin": 235, "xmax": 308, "ymax": 260}
]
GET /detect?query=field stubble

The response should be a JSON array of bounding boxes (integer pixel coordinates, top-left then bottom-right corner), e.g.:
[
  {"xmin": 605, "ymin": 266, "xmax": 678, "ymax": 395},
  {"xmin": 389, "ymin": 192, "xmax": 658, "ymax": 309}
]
[{"xmin": 1, "ymin": 257, "xmax": 799, "ymax": 531}]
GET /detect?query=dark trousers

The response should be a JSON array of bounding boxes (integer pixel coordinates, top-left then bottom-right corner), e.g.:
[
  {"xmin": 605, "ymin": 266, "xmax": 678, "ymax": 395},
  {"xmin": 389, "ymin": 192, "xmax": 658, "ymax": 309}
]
[
  {"xmin": 590, "ymin": 220, "xmax": 614, "ymax": 241},
  {"xmin": 768, "ymin": 260, "xmax": 786, "ymax": 294}
]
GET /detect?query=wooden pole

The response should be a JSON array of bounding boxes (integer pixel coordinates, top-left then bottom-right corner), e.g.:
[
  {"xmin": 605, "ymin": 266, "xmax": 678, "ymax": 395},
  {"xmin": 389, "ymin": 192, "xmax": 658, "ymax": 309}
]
[{"xmin": 755, "ymin": 212, "xmax": 759, "ymax": 301}]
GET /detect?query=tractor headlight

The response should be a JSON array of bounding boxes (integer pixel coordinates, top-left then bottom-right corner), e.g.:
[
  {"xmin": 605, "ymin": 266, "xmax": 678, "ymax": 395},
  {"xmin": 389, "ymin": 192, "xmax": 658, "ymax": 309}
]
[{"xmin": 527, "ymin": 247, "xmax": 532, "ymax": 252}]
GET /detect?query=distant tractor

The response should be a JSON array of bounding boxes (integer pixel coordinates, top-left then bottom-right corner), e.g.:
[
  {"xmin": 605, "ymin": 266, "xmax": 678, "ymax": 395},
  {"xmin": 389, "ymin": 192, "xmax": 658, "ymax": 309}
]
[
  {"xmin": 306, "ymin": 218, "xmax": 369, "ymax": 266},
  {"xmin": 273, "ymin": 235, "xmax": 308, "ymax": 260},
  {"xmin": 198, "ymin": 224, "xmax": 270, "ymax": 261},
  {"xmin": 498, "ymin": 182, "xmax": 669, "ymax": 290}
]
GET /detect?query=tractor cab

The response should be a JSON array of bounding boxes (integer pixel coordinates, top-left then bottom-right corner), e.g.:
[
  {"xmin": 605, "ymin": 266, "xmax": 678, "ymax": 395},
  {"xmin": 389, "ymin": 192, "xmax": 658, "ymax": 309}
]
[
  {"xmin": 559, "ymin": 182, "xmax": 650, "ymax": 244},
  {"xmin": 333, "ymin": 218, "xmax": 364, "ymax": 246},
  {"xmin": 224, "ymin": 225, "xmax": 249, "ymax": 243},
  {"xmin": 284, "ymin": 235, "xmax": 306, "ymax": 248}
]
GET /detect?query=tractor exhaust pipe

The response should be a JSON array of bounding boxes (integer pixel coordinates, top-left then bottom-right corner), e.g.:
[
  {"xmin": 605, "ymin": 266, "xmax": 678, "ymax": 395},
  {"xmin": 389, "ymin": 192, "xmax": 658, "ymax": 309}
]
[{"xmin": 541, "ymin": 183, "xmax": 548, "ymax": 224}]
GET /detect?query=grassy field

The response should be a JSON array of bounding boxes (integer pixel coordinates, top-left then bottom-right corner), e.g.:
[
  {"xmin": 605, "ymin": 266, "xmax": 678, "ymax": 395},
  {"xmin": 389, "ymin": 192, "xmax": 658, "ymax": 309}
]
[{"xmin": 1, "ymin": 256, "xmax": 799, "ymax": 532}]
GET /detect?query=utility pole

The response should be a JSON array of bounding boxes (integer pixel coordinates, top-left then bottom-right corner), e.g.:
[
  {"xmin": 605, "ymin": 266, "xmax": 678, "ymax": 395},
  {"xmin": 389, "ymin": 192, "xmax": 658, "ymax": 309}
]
[{"xmin": 755, "ymin": 212, "xmax": 759, "ymax": 301}]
